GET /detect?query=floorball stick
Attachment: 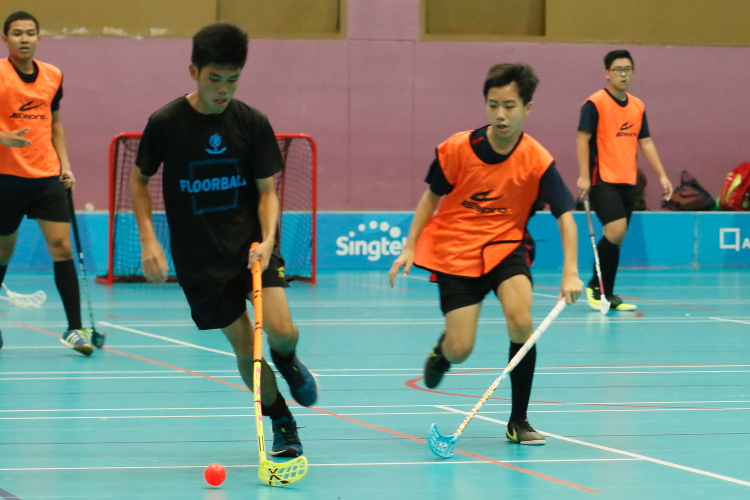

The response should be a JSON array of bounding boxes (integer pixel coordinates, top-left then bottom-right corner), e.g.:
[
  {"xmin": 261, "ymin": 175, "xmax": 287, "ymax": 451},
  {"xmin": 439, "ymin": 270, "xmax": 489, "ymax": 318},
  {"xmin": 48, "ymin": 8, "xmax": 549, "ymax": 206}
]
[
  {"xmin": 250, "ymin": 243, "xmax": 308, "ymax": 486},
  {"xmin": 428, "ymin": 299, "xmax": 567, "ymax": 458},
  {"xmin": 583, "ymin": 199, "xmax": 610, "ymax": 314}
]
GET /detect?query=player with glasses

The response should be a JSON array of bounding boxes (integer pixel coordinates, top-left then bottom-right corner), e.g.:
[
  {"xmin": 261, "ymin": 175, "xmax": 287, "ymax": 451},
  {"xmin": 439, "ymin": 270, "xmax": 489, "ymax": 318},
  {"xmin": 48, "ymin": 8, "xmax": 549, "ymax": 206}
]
[{"xmin": 576, "ymin": 49, "xmax": 673, "ymax": 312}]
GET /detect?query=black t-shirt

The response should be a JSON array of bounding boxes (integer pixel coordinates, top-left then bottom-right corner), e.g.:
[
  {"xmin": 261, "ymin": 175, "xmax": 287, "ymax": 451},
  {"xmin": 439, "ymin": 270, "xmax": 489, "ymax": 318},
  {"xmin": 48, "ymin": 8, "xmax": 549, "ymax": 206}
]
[
  {"xmin": 136, "ymin": 97, "xmax": 284, "ymax": 286},
  {"xmin": 425, "ymin": 126, "xmax": 576, "ymax": 218}
]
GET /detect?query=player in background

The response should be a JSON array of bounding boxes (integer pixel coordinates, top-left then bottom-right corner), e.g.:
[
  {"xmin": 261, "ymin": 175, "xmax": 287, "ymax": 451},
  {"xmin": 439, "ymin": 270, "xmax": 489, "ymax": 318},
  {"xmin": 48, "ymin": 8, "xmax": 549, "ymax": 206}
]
[
  {"xmin": 576, "ymin": 49, "xmax": 674, "ymax": 311},
  {"xmin": 130, "ymin": 22, "xmax": 317, "ymax": 458},
  {"xmin": 390, "ymin": 64, "xmax": 581, "ymax": 445},
  {"xmin": 0, "ymin": 11, "xmax": 92, "ymax": 355}
]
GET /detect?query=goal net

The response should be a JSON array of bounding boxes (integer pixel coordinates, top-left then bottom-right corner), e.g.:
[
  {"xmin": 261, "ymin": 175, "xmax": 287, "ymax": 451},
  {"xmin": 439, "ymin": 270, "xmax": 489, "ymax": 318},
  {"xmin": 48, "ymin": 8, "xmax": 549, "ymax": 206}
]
[{"xmin": 96, "ymin": 133, "xmax": 316, "ymax": 284}]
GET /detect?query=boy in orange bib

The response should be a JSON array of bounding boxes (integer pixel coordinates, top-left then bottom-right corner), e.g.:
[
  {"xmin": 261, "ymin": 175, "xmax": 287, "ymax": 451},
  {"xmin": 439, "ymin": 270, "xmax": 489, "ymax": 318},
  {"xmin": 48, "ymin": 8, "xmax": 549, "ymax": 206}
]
[
  {"xmin": 390, "ymin": 64, "xmax": 581, "ymax": 445},
  {"xmin": 576, "ymin": 50, "xmax": 674, "ymax": 311},
  {"xmin": 0, "ymin": 11, "xmax": 91, "ymax": 355}
]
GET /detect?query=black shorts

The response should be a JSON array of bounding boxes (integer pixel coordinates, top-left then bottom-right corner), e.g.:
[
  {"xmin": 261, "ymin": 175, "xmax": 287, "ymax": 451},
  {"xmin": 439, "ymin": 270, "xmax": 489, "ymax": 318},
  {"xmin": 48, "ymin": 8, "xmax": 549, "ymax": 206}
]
[
  {"xmin": 434, "ymin": 249, "xmax": 532, "ymax": 315},
  {"xmin": 0, "ymin": 183, "xmax": 70, "ymax": 236},
  {"xmin": 181, "ymin": 252, "xmax": 289, "ymax": 330},
  {"xmin": 589, "ymin": 181, "xmax": 636, "ymax": 226}
]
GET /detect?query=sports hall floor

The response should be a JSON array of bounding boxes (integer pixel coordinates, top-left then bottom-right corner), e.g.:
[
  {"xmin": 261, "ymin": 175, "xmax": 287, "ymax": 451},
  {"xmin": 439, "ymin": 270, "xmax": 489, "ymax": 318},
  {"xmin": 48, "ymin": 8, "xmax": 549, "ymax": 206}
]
[{"xmin": 1, "ymin": 268, "xmax": 749, "ymax": 499}]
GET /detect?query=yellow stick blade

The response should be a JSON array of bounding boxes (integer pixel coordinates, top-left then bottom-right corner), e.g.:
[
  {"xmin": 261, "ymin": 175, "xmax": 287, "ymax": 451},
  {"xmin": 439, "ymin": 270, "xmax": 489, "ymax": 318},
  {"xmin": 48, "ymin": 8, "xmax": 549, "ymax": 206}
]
[{"xmin": 258, "ymin": 456, "xmax": 308, "ymax": 487}]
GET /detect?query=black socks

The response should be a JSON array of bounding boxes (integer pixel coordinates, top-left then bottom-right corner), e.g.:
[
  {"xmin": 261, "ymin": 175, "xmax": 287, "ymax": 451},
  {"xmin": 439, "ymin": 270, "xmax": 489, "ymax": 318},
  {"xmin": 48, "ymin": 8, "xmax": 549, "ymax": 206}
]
[
  {"xmin": 590, "ymin": 236, "xmax": 620, "ymax": 296},
  {"xmin": 53, "ymin": 259, "xmax": 82, "ymax": 330},
  {"xmin": 261, "ymin": 390, "xmax": 293, "ymax": 421},
  {"xmin": 271, "ymin": 348, "xmax": 296, "ymax": 366},
  {"xmin": 509, "ymin": 342, "xmax": 536, "ymax": 422},
  {"xmin": 0, "ymin": 264, "xmax": 7, "ymax": 287}
]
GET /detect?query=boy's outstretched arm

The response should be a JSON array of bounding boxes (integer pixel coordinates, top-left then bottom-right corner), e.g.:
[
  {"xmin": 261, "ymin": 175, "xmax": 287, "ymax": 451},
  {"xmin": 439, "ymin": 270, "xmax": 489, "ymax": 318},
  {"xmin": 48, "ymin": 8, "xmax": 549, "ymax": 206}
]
[
  {"xmin": 389, "ymin": 188, "xmax": 440, "ymax": 287},
  {"xmin": 557, "ymin": 211, "xmax": 583, "ymax": 304}
]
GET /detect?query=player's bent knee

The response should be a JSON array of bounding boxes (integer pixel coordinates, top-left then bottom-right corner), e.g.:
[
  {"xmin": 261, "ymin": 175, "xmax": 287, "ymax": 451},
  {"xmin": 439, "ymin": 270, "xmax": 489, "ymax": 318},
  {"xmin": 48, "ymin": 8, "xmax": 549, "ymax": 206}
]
[
  {"xmin": 443, "ymin": 337, "xmax": 473, "ymax": 363},
  {"xmin": 264, "ymin": 318, "xmax": 298, "ymax": 339}
]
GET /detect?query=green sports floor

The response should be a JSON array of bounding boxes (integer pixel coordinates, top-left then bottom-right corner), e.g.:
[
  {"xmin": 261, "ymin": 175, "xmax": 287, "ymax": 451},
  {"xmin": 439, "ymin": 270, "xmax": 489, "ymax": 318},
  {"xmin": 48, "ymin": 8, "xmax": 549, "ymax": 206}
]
[{"xmin": 1, "ymin": 268, "xmax": 749, "ymax": 499}]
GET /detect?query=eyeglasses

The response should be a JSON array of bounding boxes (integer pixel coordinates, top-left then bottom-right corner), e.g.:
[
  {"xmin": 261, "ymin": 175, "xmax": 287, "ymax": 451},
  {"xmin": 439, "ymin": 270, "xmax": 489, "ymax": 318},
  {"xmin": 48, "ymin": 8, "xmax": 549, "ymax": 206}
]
[{"xmin": 609, "ymin": 67, "xmax": 634, "ymax": 76}]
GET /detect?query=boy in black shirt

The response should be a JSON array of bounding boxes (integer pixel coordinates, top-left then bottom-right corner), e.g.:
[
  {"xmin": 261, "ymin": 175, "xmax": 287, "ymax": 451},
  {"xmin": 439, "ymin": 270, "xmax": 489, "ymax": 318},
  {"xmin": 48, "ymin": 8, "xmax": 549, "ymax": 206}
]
[{"xmin": 130, "ymin": 22, "xmax": 317, "ymax": 458}]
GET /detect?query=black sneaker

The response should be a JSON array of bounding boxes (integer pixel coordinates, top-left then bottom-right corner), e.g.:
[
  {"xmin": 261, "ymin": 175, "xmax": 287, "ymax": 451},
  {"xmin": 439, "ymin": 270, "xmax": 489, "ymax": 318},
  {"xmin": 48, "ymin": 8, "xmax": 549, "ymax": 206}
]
[
  {"xmin": 605, "ymin": 295, "xmax": 637, "ymax": 311},
  {"xmin": 506, "ymin": 418, "xmax": 545, "ymax": 445},
  {"xmin": 272, "ymin": 354, "xmax": 318, "ymax": 407},
  {"xmin": 424, "ymin": 333, "xmax": 450, "ymax": 389},
  {"xmin": 0, "ymin": 328, "xmax": 3, "ymax": 350},
  {"xmin": 271, "ymin": 416, "xmax": 303, "ymax": 457}
]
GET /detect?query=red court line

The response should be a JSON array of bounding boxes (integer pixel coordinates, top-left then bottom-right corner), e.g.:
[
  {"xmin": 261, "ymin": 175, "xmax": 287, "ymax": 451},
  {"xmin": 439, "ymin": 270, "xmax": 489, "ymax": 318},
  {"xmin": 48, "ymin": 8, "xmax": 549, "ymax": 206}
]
[{"xmin": 15, "ymin": 322, "xmax": 597, "ymax": 493}]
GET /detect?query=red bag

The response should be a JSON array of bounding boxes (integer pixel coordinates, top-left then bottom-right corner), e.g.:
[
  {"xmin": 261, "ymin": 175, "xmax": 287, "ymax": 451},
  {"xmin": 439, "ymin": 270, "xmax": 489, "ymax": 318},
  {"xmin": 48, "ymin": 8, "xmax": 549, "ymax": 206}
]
[{"xmin": 719, "ymin": 163, "xmax": 750, "ymax": 211}]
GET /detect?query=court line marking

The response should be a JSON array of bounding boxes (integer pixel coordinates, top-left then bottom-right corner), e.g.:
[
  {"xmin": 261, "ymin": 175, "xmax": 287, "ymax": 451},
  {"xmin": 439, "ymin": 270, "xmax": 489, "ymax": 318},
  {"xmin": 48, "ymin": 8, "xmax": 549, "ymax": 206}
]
[
  {"xmin": 0, "ymin": 458, "xmax": 638, "ymax": 472},
  {"xmin": 97, "ymin": 322, "xmax": 236, "ymax": 357},
  {"xmin": 15, "ymin": 322, "xmax": 597, "ymax": 493},
  {"xmin": 11, "ymin": 315, "xmax": 750, "ymax": 329},
  {"xmin": 438, "ymin": 406, "xmax": 750, "ymax": 488},
  {"xmin": 4, "ymin": 399, "xmax": 750, "ymax": 413},
  {"xmin": 710, "ymin": 317, "xmax": 750, "ymax": 327},
  {"xmin": 92, "ymin": 317, "xmax": 748, "ymax": 326},
  {"xmin": 4, "ymin": 367, "xmax": 750, "ymax": 382},
  {"xmin": 0, "ymin": 345, "xmax": 187, "ymax": 350},
  {"xmin": 0, "ymin": 370, "xmax": 239, "ymax": 375},
  {"xmin": 5, "ymin": 405, "xmax": 750, "ymax": 421},
  {"xmin": 3, "ymin": 363, "xmax": 750, "ymax": 374}
]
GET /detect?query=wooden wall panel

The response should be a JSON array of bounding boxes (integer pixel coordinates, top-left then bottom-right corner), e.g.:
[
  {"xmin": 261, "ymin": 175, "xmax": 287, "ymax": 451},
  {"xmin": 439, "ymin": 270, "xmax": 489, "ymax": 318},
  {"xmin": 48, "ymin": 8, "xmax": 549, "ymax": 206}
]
[
  {"xmin": 424, "ymin": 0, "xmax": 545, "ymax": 37},
  {"xmin": 0, "ymin": 0, "xmax": 215, "ymax": 37},
  {"xmin": 218, "ymin": 0, "xmax": 343, "ymax": 38},
  {"xmin": 547, "ymin": 0, "xmax": 750, "ymax": 46}
]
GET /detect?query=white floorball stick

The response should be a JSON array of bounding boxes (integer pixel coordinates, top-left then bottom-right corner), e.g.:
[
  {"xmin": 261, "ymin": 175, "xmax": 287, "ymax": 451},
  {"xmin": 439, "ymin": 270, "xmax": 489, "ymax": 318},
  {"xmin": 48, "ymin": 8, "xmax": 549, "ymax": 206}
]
[
  {"xmin": 428, "ymin": 299, "xmax": 567, "ymax": 458},
  {"xmin": 583, "ymin": 199, "xmax": 610, "ymax": 314},
  {"xmin": 1, "ymin": 283, "xmax": 47, "ymax": 308}
]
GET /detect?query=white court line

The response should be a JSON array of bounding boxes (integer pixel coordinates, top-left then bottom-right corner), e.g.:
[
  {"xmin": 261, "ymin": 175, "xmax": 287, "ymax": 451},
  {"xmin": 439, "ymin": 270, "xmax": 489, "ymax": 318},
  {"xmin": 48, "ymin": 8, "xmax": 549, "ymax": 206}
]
[
  {"xmin": 3, "ymin": 368, "xmax": 749, "ymax": 381},
  {"xmin": 4, "ymin": 406, "xmax": 750, "ymax": 420},
  {"xmin": 437, "ymin": 406, "xmax": 750, "ymax": 488},
  {"xmin": 710, "ymin": 317, "xmax": 750, "ymax": 327},
  {"xmin": 0, "ymin": 406, "xmax": 255, "ymax": 413},
  {"xmin": 97, "ymin": 322, "xmax": 236, "ymax": 357},
  {"xmin": 0, "ymin": 345, "xmax": 187, "ymax": 350},
  {"xmin": 0, "ymin": 370, "xmax": 238, "ymax": 375},
  {"xmin": 3, "ymin": 363, "xmax": 749, "ymax": 374},
  {"xmin": 0, "ymin": 458, "xmax": 639, "ymax": 472},
  {"xmin": 3, "ymin": 399, "xmax": 750, "ymax": 413},
  {"xmin": 0, "ymin": 376, "xmax": 206, "ymax": 381},
  {"xmin": 87, "ymin": 317, "xmax": 744, "ymax": 328}
]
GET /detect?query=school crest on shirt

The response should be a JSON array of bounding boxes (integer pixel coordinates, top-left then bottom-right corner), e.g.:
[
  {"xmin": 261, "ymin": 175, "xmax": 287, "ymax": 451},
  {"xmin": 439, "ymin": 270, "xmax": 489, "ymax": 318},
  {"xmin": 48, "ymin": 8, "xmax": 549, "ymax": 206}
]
[{"xmin": 206, "ymin": 133, "xmax": 227, "ymax": 155}]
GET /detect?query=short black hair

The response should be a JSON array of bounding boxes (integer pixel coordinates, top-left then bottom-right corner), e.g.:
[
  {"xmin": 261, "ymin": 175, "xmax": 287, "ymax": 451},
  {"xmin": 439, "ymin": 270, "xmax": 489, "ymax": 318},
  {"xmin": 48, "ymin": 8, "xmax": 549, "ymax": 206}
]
[
  {"xmin": 191, "ymin": 22, "xmax": 248, "ymax": 70},
  {"xmin": 3, "ymin": 11, "xmax": 39, "ymax": 36},
  {"xmin": 483, "ymin": 63, "xmax": 539, "ymax": 104},
  {"xmin": 604, "ymin": 49, "xmax": 634, "ymax": 69}
]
